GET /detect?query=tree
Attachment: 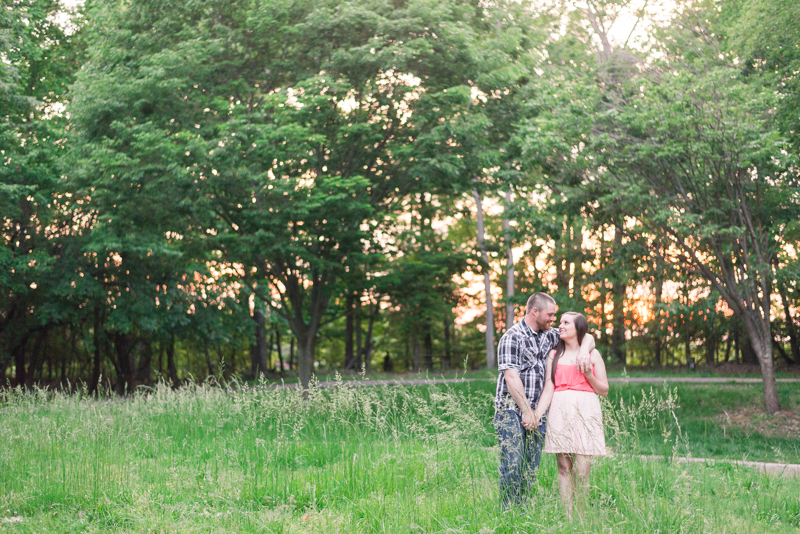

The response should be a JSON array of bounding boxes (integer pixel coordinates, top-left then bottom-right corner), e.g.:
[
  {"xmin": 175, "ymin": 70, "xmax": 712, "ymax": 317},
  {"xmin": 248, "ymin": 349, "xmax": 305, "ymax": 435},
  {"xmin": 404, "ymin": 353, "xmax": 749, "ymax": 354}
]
[
  {"xmin": 472, "ymin": 188, "xmax": 495, "ymax": 368},
  {"xmin": 502, "ymin": 189, "xmax": 516, "ymax": 329},
  {"xmin": 0, "ymin": 0, "xmax": 85, "ymax": 385},
  {"xmin": 70, "ymin": 0, "xmax": 497, "ymax": 389},
  {"xmin": 516, "ymin": 0, "xmax": 650, "ymax": 362},
  {"xmin": 382, "ymin": 235, "xmax": 467, "ymax": 372},
  {"xmin": 604, "ymin": 60, "xmax": 798, "ymax": 412},
  {"xmin": 518, "ymin": 1, "xmax": 800, "ymax": 407},
  {"xmin": 733, "ymin": 0, "xmax": 800, "ymax": 367}
]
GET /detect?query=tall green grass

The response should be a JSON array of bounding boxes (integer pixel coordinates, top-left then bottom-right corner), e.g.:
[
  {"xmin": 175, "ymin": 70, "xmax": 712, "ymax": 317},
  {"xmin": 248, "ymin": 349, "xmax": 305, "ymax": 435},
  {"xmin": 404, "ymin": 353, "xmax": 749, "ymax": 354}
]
[{"xmin": 0, "ymin": 377, "xmax": 797, "ymax": 533}]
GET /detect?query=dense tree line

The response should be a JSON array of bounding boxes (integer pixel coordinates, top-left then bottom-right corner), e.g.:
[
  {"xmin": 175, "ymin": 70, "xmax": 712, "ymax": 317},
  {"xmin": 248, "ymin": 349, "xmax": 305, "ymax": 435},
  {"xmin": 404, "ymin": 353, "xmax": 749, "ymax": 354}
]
[{"xmin": 2, "ymin": 0, "xmax": 798, "ymax": 409}]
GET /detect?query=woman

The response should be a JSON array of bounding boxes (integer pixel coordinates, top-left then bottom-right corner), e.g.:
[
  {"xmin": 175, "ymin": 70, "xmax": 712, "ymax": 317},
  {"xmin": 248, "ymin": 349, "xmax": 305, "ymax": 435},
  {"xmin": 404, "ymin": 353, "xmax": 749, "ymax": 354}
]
[{"xmin": 534, "ymin": 312, "xmax": 608, "ymax": 518}]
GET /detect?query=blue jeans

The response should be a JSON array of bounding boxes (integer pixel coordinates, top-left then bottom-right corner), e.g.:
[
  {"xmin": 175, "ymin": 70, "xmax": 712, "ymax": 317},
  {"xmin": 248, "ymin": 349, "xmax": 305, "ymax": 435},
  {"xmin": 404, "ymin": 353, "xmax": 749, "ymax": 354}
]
[{"xmin": 494, "ymin": 409, "xmax": 546, "ymax": 509}]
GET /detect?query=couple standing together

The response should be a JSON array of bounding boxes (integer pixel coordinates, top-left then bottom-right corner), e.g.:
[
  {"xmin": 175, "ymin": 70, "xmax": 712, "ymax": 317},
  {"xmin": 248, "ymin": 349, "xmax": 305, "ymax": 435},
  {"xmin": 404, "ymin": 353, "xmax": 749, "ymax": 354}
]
[{"xmin": 494, "ymin": 292, "xmax": 609, "ymax": 516}]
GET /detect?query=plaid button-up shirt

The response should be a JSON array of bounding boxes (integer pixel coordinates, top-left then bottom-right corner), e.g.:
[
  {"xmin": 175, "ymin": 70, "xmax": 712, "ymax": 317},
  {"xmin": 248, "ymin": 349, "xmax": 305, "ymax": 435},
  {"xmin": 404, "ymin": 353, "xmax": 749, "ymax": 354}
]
[{"xmin": 494, "ymin": 319, "xmax": 561, "ymax": 416}]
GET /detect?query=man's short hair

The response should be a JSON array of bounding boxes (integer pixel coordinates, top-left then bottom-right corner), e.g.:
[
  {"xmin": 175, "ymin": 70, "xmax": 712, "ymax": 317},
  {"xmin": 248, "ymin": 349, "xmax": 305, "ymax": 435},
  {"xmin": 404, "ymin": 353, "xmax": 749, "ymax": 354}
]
[{"xmin": 526, "ymin": 292, "xmax": 555, "ymax": 314}]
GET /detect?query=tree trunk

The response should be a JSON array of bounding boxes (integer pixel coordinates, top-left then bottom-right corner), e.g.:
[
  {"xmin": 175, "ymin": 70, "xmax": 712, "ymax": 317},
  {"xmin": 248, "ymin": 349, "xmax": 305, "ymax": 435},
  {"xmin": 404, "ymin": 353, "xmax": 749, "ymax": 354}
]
[
  {"xmin": 443, "ymin": 316, "xmax": 452, "ymax": 370},
  {"xmin": 741, "ymin": 333, "xmax": 758, "ymax": 364},
  {"xmin": 706, "ymin": 328, "xmax": 716, "ymax": 366},
  {"xmin": 354, "ymin": 296, "xmax": 363, "ymax": 370},
  {"xmin": 296, "ymin": 329, "xmax": 315, "ymax": 391},
  {"xmin": 503, "ymin": 189, "xmax": 515, "ymax": 329},
  {"xmin": 345, "ymin": 291, "xmax": 355, "ymax": 369},
  {"xmin": 653, "ymin": 330, "xmax": 663, "ymax": 368},
  {"xmin": 571, "ymin": 221, "xmax": 586, "ymax": 307},
  {"xmin": 361, "ymin": 296, "xmax": 378, "ymax": 370},
  {"xmin": 653, "ymin": 263, "xmax": 664, "ymax": 368},
  {"xmin": 266, "ymin": 332, "xmax": 274, "ymax": 373},
  {"xmin": 598, "ymin": 282, "xmax": 608, "ymax": 347},
  {"xmin": 253, "ymin": 309, "xmax": 268, "ymax": 378},
  {"xmin": 158, "ymin": 341, "xmax": 165, "ymax": 377},
  {"xmin": 724, "ymin": 333, "xmax": 733, "ymax": 363},
  {"xmin": 276, "ymin": 278, "xmax": 329, "ymax": 389},
  {"xmin": 424, "ymin": 324, "xmax": 434, "ymax": 371},
  {"xmin": 742, "ymin": 318, "xmax": 780, "ymax": 412},
  {"xmin": 345, "ymin": 293, "xmax": 363, "ymax": 371},
  {"xmin": 289, "ymin": 336, "xmax": 295, "ymax": 371},
  {"xmin": 136, "ymin": 340, "xmax": 153, "ymax": 385},
  {"xmin": 113, "ymin": 332, "xmax": 136, "ymax": 394},
  {"xmin": 276, "ymin": 328, "xmax": 284, "ymax": 374},
  {"xmin": 62, "ymin": 328, "xmax": 74, "ymax": 384},
  {"xmin": 598, "ymin": 229, "xmax": 608, "ymax": 347},
  {"xmin": 776, "ymin": 278, "xmax": 799, "ymax": 364},
  {"xmin": 611, "ymin": 223, "xmax": 626, "ymax": 365},
  {"xmin": 555, "ymin": 225, "xmax": 569, "ymax": 295},
  {"xmin": 13, "ymin": 336, "xmax": 28, "ymax": 387},
  {"xmin": 29, "ymin": 330, "xmax": 46, "ymax": 386},
  {"xmin": 685, "ymin": 322, "xmax": 694, "ymax": 370},
  {"xmin": 364, "ymin": 340, "xmax": 373, "ymax": 370},
  {"xmin": 89, "ymin": 311, "xmax": 103, "ymax": 394},
  {"xmin": 250, "ymin": 339, "xmax": 257, "ymax": 377},
  {"xmin": 215, "ymin": 345, "xmax": 226, "ymax": 378},
  {"xmin": 473, "ymin": 188, "xmax": 495, "ymax": 368},
  {"xmin": 166, "ymin": 336, "xmax": 179, "ymax": 388},
  {"xmin": 412, "ymin": 336, "xmax": 421, "ymax": 372},
  {"xmin": 205, "ymin": 346, "xmax": 215, "ymax": 377},
  {"xmin": 113, "ymin": 332, "xmax": 135, "ymax": 394}
]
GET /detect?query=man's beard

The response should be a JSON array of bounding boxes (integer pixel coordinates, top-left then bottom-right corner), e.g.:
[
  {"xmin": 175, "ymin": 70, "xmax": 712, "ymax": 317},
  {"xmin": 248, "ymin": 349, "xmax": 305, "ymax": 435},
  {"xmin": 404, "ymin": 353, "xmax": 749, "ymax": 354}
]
[{"xmin": 537, "ymin": 319, "xmax": 551, "ymax": 331}]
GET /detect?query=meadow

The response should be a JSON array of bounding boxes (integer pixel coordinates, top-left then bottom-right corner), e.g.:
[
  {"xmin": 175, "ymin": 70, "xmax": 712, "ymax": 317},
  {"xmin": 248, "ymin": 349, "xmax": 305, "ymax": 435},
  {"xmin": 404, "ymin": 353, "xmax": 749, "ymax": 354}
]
[{"xmin": 1, "ymin": 377, "xmax": 798, "ymax": 533}]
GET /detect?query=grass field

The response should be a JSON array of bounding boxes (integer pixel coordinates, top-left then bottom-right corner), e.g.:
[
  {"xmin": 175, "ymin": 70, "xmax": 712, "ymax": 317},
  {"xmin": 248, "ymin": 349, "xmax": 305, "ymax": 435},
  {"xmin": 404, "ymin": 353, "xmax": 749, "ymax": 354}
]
[
  {"xmin": 1, "ymin": 378, "xmax": 798, "ymax": 533},
  {"xmin": 452, "ymin": 379, "xmax": 800, "ymax": 464},
  {"xmin": 256, "ymin": 363, "xmax": 800, "ymax": 383},
  {"xmin": 250, "ymin": 363, "xmax": 800, "ymax": 384}
]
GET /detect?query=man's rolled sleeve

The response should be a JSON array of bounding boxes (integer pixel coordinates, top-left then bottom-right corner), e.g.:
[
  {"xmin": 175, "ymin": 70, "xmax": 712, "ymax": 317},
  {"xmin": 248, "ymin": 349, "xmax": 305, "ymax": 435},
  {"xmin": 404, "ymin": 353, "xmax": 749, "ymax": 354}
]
[{"xmin": 497, "ymin": 334, "xmax": 522, "ymax": 371}]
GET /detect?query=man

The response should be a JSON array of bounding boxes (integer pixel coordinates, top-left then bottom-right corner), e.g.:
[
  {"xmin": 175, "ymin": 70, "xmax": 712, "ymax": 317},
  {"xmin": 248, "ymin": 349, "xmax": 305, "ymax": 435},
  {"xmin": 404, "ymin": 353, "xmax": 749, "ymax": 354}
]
[{"xmin": 494, "ymin": 292, "xmax": 595, "ymax": 509}]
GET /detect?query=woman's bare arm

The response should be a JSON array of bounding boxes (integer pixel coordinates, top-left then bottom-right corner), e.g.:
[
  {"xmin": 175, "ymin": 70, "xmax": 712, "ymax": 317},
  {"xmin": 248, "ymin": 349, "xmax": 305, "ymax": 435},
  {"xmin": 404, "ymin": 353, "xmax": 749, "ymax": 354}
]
[
  {"xmin": 576, "ymin": 333, "xmax": 596, "ymax": 373},
  {"xmin": 534, "ymin": 352, "xmax": 556, "ymax": 425}
]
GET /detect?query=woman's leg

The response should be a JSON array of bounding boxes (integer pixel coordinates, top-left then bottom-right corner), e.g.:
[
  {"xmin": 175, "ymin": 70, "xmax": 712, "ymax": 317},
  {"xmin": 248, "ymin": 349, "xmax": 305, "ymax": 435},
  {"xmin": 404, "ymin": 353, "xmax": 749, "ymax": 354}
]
[
  {"xmin": 573, "ymin": 454, "xmax": 592, "ymax": 515},
  {"xmin": 556, "ymin": 453, "xmax": 574, "ymax": 517}
]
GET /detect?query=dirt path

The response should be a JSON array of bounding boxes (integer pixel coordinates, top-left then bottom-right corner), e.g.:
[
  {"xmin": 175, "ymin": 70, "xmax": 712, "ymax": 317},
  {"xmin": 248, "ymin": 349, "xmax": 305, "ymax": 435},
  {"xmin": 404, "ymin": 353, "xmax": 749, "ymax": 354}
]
[
  {"xmin": 636, "ymin": 455, "xmax": 800, "ymax": 477},
  {"xmin": 609, "ymin": 377, "xmax": 800, "ymax": 384}
]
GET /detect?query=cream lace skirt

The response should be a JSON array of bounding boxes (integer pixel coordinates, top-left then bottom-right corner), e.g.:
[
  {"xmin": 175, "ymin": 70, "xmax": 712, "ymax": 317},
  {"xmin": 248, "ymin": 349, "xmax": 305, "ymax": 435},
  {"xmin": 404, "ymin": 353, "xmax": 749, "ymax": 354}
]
[{"xmin": 544, "ymin": 389, "xmax": 606, "ymax": 456}]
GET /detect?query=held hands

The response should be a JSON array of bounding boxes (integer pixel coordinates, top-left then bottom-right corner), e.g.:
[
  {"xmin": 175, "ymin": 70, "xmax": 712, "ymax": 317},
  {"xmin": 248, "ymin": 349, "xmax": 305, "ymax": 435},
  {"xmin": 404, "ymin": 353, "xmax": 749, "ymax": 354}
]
[{"xmin": 521, "ymin": 410, "xmax": 536, "ymax": 430}]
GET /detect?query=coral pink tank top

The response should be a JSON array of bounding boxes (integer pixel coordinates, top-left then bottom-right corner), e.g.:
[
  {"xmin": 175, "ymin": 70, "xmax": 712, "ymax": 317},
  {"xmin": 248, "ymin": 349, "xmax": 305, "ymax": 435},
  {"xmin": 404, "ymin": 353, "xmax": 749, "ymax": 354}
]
[{"xmin": 553, "ymin": 364, "xmax": 596, "ymax": 393}]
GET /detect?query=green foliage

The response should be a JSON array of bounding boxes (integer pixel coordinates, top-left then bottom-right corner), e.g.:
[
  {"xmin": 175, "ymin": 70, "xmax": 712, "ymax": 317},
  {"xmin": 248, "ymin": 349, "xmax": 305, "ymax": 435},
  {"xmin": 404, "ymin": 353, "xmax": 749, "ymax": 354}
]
[
  {"xmin": 734, "ymin": 0, "xmax": 800, "ymax": 149},
  {"xmin": 68, "ymin": 0, "xmax": 514, "ymax": 386},
  {"xmin": 518, "ymin": 0, "xmax": 799, "ymax": 406},
  {"xmin": 3, "ymin": 0, "xmax": 800, "ymax": 390},
  {"xmin": 0, "ymin": 0, "xmax": 86, "ymax": 379}
]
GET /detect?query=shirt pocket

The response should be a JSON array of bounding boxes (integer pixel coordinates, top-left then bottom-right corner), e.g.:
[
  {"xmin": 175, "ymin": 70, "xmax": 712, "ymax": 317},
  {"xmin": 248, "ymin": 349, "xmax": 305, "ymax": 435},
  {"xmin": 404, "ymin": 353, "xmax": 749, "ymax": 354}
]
[{"xmin": 521, "ymin": 345, "xmax": 538, "ymax": 368}]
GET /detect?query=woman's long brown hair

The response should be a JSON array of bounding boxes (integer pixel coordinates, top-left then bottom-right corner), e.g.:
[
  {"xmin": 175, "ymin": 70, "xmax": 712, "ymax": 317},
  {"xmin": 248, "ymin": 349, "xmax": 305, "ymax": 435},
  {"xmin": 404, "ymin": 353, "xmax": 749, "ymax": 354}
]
[{"xmin": 551, "ymin": 312, "xmax": 589, "ymax": 383}]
